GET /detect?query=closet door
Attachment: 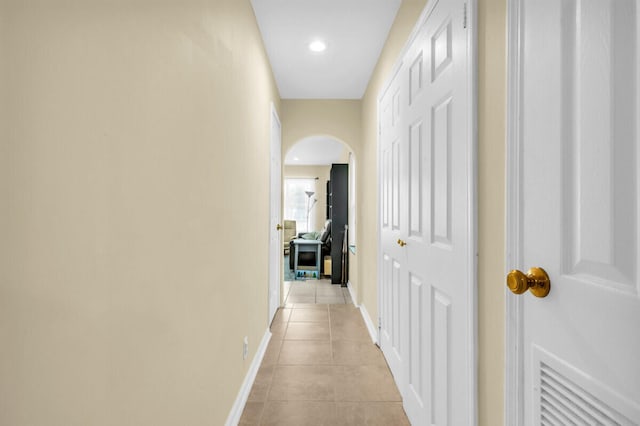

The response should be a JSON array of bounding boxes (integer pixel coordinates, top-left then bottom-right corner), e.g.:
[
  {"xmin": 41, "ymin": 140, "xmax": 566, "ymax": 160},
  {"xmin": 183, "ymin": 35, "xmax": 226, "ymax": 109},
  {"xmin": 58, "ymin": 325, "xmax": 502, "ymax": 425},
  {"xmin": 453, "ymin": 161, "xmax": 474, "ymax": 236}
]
[
  {"xmin": 379, "ymin": 64, "xmax": 409, "ymax": 393},
  {"xmin": 378, "ymin": 0, "xmax": 474, "ymax": 423}
]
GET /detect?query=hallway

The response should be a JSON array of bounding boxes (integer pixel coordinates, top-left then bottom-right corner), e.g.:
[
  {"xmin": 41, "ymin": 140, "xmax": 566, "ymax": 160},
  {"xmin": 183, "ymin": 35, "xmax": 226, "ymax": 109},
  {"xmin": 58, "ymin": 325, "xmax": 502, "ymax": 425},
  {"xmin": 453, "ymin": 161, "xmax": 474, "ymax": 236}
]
[
  {"xmin": 0, "ymin": 1, "xmax": 515, "ymax": 425},
  {"xmin": 239, "ymin": 302, "xmax": 409, "ymax": 425}
]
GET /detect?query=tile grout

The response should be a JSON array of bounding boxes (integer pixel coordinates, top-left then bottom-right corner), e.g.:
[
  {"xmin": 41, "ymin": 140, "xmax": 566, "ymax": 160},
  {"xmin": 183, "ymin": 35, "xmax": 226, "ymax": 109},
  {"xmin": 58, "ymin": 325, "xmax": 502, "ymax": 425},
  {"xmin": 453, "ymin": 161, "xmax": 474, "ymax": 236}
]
[{"xmin": 241, "ymin": 289, "xmax": 409, "ymax": 424}]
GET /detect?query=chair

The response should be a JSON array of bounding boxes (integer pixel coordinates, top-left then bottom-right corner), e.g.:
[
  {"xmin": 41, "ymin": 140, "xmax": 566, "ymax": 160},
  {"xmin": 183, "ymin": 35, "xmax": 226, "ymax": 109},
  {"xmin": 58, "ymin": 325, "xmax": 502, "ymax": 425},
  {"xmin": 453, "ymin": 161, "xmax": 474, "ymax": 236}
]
[{"xmin": 283, "ymin": 220, "xmax": 297, "ymax": 255}]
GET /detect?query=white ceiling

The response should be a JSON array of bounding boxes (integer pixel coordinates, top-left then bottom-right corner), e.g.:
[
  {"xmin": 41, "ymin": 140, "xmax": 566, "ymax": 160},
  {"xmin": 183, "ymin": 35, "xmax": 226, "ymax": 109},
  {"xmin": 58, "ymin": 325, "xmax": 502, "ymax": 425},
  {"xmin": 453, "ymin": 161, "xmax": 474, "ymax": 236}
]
[
  {"xmin": 284, "ymin": 136, "xmax": 347, "ymax": 165},
  {"xmin": 250, "ymin": 0, "xmax": 402, "ymax": 99}
]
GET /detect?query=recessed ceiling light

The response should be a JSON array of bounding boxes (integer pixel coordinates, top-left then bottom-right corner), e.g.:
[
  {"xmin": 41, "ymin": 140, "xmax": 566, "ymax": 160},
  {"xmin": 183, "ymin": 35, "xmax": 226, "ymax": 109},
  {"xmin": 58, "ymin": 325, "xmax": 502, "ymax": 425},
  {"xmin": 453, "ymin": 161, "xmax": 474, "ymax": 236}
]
[
  {"xmin": 308, "ymin": 40, "xmax": 327, "ymax": 53},
  {"xmin": 293, "ymin": 157, "xmax": 299, "ymax": 161}
]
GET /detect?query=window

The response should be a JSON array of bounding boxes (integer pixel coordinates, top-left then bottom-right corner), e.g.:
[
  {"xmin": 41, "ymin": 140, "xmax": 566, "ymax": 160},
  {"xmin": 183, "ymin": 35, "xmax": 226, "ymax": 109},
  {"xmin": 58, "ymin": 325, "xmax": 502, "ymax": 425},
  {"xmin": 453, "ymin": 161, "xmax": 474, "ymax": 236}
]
[{"xmin": 284, "ymin": 178, "xmax": 317, "ymax": 233}]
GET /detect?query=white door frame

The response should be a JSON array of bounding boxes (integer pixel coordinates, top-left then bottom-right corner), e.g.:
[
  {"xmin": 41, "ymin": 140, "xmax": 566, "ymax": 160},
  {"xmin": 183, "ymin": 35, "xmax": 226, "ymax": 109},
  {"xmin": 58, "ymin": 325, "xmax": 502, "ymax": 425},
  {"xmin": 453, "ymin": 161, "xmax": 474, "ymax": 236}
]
[
  {"xmin": 466, "ymin": 5, "xmax": 479, "ymax": 424},
  {"xmin": 505, "ymin": 0, "xmax": 525, "ymax": 423},
  {"xmin": 268, "ymin": 102, "xmax": 282, "ymax": 324},
  {"xmin": 375, "ymin": 0, "xmax": 478, "ymax": 423}
]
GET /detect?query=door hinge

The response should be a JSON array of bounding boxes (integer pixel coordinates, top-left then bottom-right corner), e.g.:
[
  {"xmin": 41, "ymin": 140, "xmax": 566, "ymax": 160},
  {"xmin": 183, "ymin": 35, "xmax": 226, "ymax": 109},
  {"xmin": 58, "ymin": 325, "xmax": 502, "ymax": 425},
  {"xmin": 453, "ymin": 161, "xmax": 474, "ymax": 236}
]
[{"xmin": 463, "ymin": 3, "xmax": 468, "ymax": 29}]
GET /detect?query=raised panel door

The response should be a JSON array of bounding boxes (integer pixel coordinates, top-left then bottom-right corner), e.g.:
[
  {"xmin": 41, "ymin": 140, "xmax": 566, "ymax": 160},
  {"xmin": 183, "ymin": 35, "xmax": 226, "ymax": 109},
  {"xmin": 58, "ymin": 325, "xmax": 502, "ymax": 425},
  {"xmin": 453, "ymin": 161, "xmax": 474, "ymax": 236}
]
[
  {"xmin": 379, "ymin": 0, "xmax": 474, "ymax": 423},
  {"xmin": 511, "ymin": 0, "xmax": 640, "ymax": 423}
]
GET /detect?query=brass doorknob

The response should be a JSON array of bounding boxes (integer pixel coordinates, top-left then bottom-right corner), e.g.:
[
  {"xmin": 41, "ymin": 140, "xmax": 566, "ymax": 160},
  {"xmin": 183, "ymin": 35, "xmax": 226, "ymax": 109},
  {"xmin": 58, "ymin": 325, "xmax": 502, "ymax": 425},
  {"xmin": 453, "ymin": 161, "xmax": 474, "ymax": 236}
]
[
  {"xmin": 506, "ymin": 267, "xmax": 550, "ymax": 298},
  {"xmin": 276, "ymin": 224, "xmax": 283, "ymax": 231},
  {"xmin": 397, "ymin": 239, "xmax": 407, "ymax": 247}
]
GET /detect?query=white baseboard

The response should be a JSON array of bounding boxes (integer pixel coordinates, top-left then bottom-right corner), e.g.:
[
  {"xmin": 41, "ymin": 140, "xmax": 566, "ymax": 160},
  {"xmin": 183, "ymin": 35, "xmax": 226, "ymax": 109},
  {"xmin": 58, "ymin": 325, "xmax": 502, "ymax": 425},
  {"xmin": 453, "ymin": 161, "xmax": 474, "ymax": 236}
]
[
  {"xmin": 225, "ymin": 329, "xmax": 272, "ymax": 426},
  {"xmin": 346, "ymin": 280, "xmax": 357, "ymax": 306},
  {"xmin": 346, "ymin": 280, "xmax": 377, "ymax": 344},
  {"xmin": 358, "ymin": 302, "xmax": 378, "ymax": 345}
]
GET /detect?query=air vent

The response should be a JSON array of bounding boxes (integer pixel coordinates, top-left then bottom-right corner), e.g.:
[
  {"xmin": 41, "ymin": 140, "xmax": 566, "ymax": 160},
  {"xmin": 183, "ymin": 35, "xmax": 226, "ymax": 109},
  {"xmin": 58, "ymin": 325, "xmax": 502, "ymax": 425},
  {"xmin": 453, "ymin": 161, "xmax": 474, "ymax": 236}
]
[{"xmin": 539, "ymin": 362, "xmax": 633, "ymax": 426}]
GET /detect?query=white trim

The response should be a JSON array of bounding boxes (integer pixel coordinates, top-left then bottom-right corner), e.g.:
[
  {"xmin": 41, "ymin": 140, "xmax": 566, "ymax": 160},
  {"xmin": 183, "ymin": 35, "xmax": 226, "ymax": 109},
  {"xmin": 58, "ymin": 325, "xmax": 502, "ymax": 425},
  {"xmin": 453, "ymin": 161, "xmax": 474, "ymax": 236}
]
[
  {"xmin": 347, "ymin": 280, "xmax": 378, "ymax": 344},
  {"xmin": 346, "ymin": 279, "xmax": 357, "ymax": 307},
  {"xmin": 268, "ymin": 102, "xmax": 282, "ymax": 325},
  {"xmin": 505, "ymin": 0, "xmax": 524, "ymax": 425},
  {"xmin": 466, "ymin": 1, "xmax": 479, "ymax": 425},
  {"xmin": 358, "ymin": 302, "xmax": 379, "ymax": 345},
  {"xmin": 225, "ymin": 329, "xmax": 272, "ymax": 426}
]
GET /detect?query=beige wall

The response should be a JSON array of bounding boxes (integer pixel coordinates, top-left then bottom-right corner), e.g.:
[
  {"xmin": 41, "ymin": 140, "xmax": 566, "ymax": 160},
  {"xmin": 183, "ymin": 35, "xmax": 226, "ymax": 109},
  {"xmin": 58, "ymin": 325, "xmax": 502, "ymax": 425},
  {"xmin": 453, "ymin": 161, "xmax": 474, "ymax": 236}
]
[
  {"xmin": 477, "ymin": 0, "xmax": 507, "ymax": 424},
  {"xmin": 281, "ymin": 100, "xmax": 361, "ymax": 156},
  {"xmin": 283, "ymin": 165, "xmax": 331, "ymax": 232},
  {"xmin": 360, "ymin": 0, "xmax": 507, "ymax": 425},
  {"xmin": 0, "ymin": 1, "xmax": 280, "ymax": 425}
]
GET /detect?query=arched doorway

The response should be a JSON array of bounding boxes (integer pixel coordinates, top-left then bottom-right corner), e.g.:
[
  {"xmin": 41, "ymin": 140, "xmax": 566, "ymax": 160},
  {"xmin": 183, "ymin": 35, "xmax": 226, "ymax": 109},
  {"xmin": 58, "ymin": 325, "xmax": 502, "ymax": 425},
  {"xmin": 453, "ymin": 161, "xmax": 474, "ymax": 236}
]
[{"xmin": 281, "ymin": 135, "xmax": 357, "ymax": 300}]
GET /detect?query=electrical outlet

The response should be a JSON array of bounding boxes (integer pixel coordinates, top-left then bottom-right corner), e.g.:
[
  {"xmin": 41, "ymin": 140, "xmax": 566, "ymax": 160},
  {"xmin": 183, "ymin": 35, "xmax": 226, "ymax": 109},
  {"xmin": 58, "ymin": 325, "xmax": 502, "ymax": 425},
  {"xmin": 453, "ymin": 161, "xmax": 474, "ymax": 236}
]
[{"xmin": 243, "ymin": 336, "xmax": 248, "ymax": 360}]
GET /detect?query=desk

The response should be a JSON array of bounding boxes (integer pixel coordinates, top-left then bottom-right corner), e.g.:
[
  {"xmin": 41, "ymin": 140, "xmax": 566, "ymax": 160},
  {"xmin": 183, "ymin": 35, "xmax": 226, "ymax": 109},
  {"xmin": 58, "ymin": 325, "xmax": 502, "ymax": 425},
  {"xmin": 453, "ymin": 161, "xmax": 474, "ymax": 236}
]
[{"xmin": 292, "ymin": 239, "xmax": 322, "ymax": 280}]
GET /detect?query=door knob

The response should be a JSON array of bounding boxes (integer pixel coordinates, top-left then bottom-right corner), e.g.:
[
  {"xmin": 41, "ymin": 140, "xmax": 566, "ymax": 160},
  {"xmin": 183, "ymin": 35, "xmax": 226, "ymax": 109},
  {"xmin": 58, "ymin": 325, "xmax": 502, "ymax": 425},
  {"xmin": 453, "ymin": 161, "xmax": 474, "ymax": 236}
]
[
  {"xmin": 506, "ymin": 267, "xmax": 550, "ymax": 298},
  {"xmin": 276, "ymin": 224, "xmax": 283, "ymax": 231},
  {"xmin": 397, "ymin": 239, "xmax": 407, "ymax": 247}
]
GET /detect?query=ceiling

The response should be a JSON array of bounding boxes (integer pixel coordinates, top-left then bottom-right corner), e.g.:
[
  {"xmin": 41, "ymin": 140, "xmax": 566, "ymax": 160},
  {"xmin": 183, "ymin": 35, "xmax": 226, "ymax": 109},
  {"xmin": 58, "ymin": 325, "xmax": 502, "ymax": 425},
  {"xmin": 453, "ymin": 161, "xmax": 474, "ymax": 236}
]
[
  {"xmin": 250, "ymin": 0, "xmax": 402, "ymax": 100},
  {"xmin": 284, "ymin": 136, "xmax": 347, "ymax": 165}
]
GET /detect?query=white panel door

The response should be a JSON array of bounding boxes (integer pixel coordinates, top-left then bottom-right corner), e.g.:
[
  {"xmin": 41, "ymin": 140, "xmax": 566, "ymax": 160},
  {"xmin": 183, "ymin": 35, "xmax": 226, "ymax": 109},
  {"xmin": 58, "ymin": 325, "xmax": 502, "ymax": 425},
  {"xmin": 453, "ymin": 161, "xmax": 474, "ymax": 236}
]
[
  {"xmin": 379, "ymin": 65, "xmax": 409, "ymax": 392},
  {"xmin": 403, "ymin": 1, "xmax": 472, "ymax": 424},
  {"xmin": 269, "ymin": 104, "xmax": 281, "ymax": 324},
  {"xmin": 379, "ymin": 0, "xmax": 474, "ymax": 424},
  {"xmin": 508, "ymin": 0, "xmax": 640, "ymax": 424}
]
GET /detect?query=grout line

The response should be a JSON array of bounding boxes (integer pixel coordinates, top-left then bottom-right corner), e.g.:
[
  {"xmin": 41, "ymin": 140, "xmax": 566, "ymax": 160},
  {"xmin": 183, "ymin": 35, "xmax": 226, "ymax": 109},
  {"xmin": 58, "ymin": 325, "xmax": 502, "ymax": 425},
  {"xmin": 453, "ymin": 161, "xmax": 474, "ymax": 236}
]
[
  {"xmin": 327, "ymin": 304, "xmax": 338, "ymax": 404},
  {"xmin": 262, "ymin": 308, "xmax": 288, "ymax": 407},
  {"xmin": 242, "ymin": 305, "xmax": 409, "ymax": 424},
  {"xmin": 256, "ymin": 400, "xmax": 265, "ymax": 425}
]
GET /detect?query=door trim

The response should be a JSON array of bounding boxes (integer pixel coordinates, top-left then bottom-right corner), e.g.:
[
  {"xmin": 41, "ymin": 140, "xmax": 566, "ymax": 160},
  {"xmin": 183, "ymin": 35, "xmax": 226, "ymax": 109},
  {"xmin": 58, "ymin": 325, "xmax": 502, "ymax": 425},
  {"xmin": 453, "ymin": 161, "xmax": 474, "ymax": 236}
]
[
  {"xmin": 505, "ymin": 0, "xmax": 525, "ymax": 424},
  {"xmin": 375, "ymin": 0, "xmax": 478, "ymax": 423},
  {"xmin": 268, "ymin": 102, "xmax": 282, "ymax": 325},
  {"xmin": 466, "ymin": 4, "xmax": 479, "ymax": 426}
]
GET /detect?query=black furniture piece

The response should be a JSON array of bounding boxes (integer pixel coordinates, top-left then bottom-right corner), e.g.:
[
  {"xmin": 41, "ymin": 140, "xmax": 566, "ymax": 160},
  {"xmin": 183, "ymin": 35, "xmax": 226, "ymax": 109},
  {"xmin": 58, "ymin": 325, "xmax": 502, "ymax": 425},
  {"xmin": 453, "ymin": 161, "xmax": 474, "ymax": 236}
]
[
  {"xmin": 289, "ymin": 219, "xmax": 332, "ymax": 273},
  {"xmin": 328, "ymin": 163, "xmax": 348, "ymax": 284}
]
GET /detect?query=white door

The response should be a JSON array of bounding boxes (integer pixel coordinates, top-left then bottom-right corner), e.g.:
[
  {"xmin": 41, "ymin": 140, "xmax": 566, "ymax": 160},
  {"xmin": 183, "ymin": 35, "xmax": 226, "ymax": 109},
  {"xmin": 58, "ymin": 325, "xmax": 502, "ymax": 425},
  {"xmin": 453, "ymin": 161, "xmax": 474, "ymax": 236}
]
[
  {"xmin": 507, "ymin": 0, "xmax": 640, "ymax": 424},
  {"xmin": 268, "ymin": 104, "xmax": 282, "ymax": 324},
  {"xmin": 379, "ymin": 0, "xmax": 475, "ymax": 424},
  {"xmin": 380, "ymin": 63, "xmax": 407, "ymax": 393}
]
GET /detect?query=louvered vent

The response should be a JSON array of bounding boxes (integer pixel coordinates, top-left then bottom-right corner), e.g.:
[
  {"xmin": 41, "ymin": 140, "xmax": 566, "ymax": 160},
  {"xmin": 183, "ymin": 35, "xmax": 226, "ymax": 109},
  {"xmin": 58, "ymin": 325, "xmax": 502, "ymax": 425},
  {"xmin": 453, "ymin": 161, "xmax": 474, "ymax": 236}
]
[{"xmin": 539, "ymin": 362, "xmax": 633, "ymax": 426}]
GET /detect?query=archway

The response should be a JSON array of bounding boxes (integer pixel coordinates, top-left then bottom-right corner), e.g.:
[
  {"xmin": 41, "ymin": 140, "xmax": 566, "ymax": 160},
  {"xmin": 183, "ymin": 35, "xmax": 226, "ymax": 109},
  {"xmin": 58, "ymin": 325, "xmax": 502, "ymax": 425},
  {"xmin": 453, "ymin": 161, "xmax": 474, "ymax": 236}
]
[{"xmin": 281, "ymin": 135, "xmax": 358, "ymax": 293}]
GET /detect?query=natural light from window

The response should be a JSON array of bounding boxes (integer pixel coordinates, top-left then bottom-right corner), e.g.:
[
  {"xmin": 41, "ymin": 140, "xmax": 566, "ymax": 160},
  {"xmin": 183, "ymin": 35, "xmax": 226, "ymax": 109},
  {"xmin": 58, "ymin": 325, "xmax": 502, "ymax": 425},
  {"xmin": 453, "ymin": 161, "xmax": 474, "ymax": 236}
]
[{"xmin": 284, "ymin": 177, "xmax": 317, "ymax": 234}]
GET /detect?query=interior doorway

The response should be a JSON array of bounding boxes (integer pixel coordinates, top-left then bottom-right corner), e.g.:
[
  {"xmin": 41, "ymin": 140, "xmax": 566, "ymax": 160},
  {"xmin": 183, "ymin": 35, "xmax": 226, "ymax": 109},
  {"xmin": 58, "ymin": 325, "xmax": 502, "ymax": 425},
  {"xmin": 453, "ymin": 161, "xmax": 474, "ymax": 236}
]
[
  {"xmin": 281, "ymin": 136, "xmax": 357, "ymax": 302},
  {"xmin": 268, "ymin": 104, "xmax": 282, "ymax": 324}
]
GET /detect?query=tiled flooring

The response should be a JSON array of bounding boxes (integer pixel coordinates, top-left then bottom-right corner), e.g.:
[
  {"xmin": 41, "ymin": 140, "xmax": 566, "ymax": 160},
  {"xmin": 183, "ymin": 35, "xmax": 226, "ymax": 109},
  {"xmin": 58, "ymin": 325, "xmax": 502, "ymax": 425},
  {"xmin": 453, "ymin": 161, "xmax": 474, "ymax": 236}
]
[
  {"xmin": 283, "ymin": 279, "xmax": 352, "ymax": 305},
  {"xmin": 239, "ymin": 282, "xmax": 410, "ymax": 425}
]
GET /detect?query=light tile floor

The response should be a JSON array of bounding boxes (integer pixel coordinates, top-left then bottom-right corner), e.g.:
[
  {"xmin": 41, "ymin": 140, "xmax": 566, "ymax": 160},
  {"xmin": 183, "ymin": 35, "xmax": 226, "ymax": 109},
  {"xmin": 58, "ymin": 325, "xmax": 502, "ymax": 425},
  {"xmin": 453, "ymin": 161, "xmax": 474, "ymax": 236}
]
[
  {"xmin": 283, "ymin": 279, "xmax": 352, "ymax": 305},
  {"xmin": 239, "ymin": 290, "xmax": 410, "ymax": 425}
]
